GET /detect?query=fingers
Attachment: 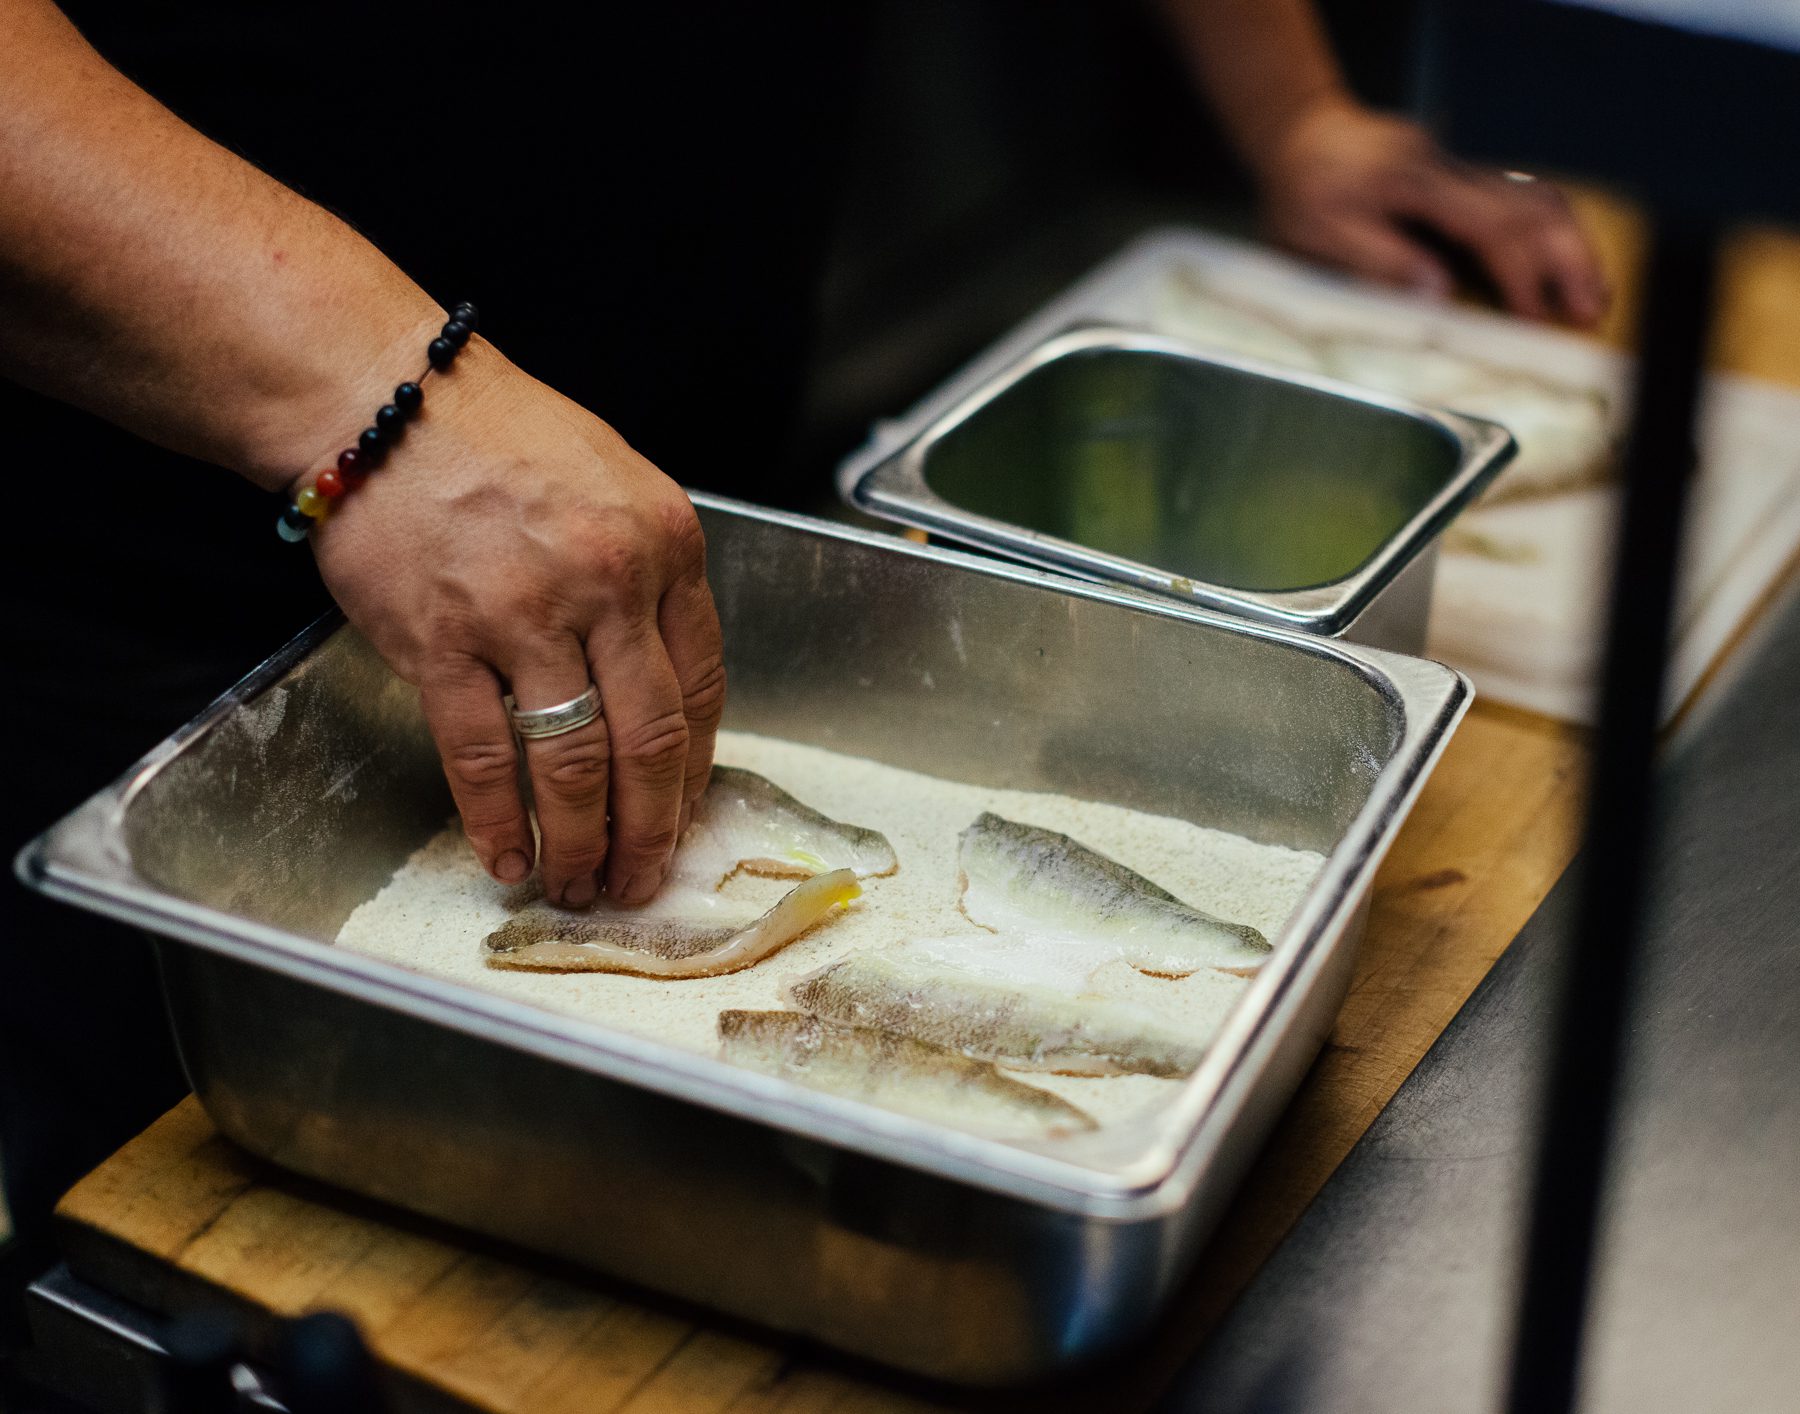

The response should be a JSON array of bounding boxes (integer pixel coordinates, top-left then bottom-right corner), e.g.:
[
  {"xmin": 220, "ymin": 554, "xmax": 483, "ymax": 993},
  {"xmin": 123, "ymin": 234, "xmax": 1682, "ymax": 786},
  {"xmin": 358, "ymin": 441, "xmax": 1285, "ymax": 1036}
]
[
  {"xmin": 1401, "ymin": 171, "xmax": 1610, "ymax": 327},
  {"xmin": 585, "ymin": 609, "xmax": 690, "ymax": 905},
  {"xmin": 421, "ymin": 657, "xmax": 535, "ymax": 886},
  {"xmin": 657, "ymin": 517, "xmax": 726, "ymax": 836},
  {"xmin": 510, "ymin": 644, "xmax": 612, "ymax": 907},
  {"xmin": 1464, "ymin": 217, "xmax": 1554, "ymax": 322},
  {"xmin": 1535, "ymin": 216, "xmax": 1611, "ymax": 327},
  {"xmin": 469, "ymin": 499, "xmax": 722, "ymax": 910}
]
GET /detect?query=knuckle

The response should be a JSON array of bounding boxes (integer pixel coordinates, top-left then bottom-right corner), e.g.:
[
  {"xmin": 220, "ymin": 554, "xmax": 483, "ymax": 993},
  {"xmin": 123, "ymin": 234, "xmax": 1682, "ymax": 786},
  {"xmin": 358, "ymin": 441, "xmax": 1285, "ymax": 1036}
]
[
  {"xmin": 681, "ymin": 657, "xmax": 727, "ymax": 729},
  {"xmin": 1500, "ymin": 214, "xmax": 1541, "ymax": 246},
  {"xmin": 614, "ymin": 709, "xmax": 690, "ymax": 780},
  {"xmin": 421, "ymin": 599, "xmax": 483, "ymax": 651},
  {"xmin": 1499, "ymin": 199, "xmax": 1556, "ymax": 239},
  {"xmin": 542, "ymin": 837, "xmax": 607, "ymax": 874},
  {"xmin": 502, "ymin": 573, "xmax": 583, "ymax": 633},
  {"xmin": 533, "ymin": 733, "xmax": 611, "ymax": 799},
  {"xmin": 1516, "ymin": 177, "xmax": 1569, "ymax": 212},
  {"xmin": 661, "ymin": 499, "xmax": 707, "ymax": 575},
  {"xmin": 588, "ymin": 534, "xmax": 654, "ymax": 606},
  {"xmin": 443, "ymin": 739, "xmax": 518, "ymax": 794},
  {"xmin": 615, "ymin": 822, "xmax": 681, "ymax": 865},
  {"xmin": 461, "ymin": 815, "xmax": 523, "ymax": 850}
]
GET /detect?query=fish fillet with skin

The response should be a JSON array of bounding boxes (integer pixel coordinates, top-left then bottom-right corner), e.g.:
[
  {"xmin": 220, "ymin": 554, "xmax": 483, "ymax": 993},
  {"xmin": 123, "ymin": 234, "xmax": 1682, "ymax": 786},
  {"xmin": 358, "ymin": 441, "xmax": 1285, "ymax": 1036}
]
[
  {"xmin": 788, "ymin": 950, "xmax": 1208, "ymax": 1078},
  {"xmin": 669, "ymin": 766, "xmax": 898, "ymax": 891},
  {"xmin": 717, "ymin": 1010, "xmax": 1096, "ymax": 1140},
  {"xmin": 958, "ymin": 813, "xmax": 1271, "ymax": 975},
  {"xmin": 1316, "ymin": 337, "xmax": 1613, "ymax": 505},
  {"xmin": 485, "ymin": 869, "xmax": 859, "ymax": 977}
]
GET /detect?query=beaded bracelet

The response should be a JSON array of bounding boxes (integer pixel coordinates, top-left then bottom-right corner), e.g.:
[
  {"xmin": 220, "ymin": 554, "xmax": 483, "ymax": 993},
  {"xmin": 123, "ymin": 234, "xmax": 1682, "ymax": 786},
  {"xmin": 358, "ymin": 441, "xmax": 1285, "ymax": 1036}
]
[{"xmin": 277, "ymin": 300, "xmax": 479, "ymax": 542}]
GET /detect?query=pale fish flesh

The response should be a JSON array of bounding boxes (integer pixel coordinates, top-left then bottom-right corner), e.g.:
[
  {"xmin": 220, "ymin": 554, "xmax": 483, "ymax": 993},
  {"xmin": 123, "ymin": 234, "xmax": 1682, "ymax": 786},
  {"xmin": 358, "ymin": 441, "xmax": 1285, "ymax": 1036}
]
[
  {"xmin": 1150, "ymin": 268, "xmax": 1328, "ymax": 372},
  {"xmin": 958, "ymin": 813, "xmax": 1270, "ymax": 974},
  {"xmin": 1444, "ymin": 379, "xmax": 1614, "ymax": 504},
  {"xmin": 1315, "ymin": 336, "xmax": 1613, "ymax": 505},
  {"xmin": 787, "ymin": 949, "xmax": 1208, "ymax": 1078},
  {"xmin": 1317, "ymin": 335, "xmax": 1498, "ymax": 406},
  {"xmin": 485, "ymin": 869, "xmax": 859, "ymax": 977},
  {"xmin": 670, "ymin": 766, "xmax": 899, "ymax": 891},
  {"xmin": 717, "ymin": 1010, "xmax": 1096, "ymax": 1140}
]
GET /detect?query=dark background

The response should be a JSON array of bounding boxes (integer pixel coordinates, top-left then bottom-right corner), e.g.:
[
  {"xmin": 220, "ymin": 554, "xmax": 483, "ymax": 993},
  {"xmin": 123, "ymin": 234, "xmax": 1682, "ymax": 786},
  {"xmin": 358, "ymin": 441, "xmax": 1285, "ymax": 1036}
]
[{"xmin": 794, "ymin": 0, "xmax": 1419, "ymax": 496}]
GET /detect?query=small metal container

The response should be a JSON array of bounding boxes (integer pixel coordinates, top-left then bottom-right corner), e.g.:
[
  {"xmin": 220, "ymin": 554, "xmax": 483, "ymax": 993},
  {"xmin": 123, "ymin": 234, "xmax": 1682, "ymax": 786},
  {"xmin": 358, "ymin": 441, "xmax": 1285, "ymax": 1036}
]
[
  {"xmin": 843, "ymin": 325, "xmax": 1514, "ymax": 652},
  {"xmin": 19, "ymin": 498, "xmax": 1468, "ymax": 1384}
]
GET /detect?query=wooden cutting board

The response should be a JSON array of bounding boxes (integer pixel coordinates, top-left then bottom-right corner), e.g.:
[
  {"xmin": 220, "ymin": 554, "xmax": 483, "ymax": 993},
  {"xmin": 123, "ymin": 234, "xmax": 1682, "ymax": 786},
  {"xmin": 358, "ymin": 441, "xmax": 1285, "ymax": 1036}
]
[{"xmin": 55, "ymin": 703, "xmax": 1588, "ymax": 1414}]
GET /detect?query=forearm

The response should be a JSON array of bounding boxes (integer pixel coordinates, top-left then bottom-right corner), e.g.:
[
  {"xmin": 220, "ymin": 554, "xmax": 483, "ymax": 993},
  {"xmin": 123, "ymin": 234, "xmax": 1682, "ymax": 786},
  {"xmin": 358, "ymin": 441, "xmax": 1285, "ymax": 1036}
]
[
  {"xmin": 0, "ymin": 0, "xmax": 443, "ymax": 491},
  {"xmin": 1154, "ymin": 0, "xmax": 1351, "ymax": 169}
]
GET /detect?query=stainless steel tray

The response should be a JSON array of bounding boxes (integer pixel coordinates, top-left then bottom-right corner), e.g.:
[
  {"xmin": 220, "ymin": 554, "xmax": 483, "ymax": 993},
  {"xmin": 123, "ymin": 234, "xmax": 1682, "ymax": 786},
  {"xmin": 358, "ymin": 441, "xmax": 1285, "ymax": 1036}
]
[
  {"xmin": 840, "ymin": 320, "xmax": 1513, "ymax": 655},
  {"xmin": 19, "ymin": 495, "xmax": 1469, "ymax": 1384}
]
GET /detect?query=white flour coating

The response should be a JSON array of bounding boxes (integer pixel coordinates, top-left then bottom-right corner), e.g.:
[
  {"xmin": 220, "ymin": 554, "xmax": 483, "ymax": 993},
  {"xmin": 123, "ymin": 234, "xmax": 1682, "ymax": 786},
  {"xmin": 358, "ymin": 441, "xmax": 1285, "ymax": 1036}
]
[
  {"xmin": 234, "ymin": 685, "xmax": 289, "ymax": 750},
  {"xmin": 336, "ymin": 731, "xmax": 1323, "ymax": 1159}
]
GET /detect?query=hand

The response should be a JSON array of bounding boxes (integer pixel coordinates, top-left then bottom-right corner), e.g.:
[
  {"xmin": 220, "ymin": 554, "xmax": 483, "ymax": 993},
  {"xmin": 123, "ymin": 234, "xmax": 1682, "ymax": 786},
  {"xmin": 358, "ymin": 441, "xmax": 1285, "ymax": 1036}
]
[
  {"xmin": 310, "ymin": 338, "xmax": 725, "ymax": 908},
  {"xmin": 1250, "ymin": 96, "xmax": 1610, "ymax": 327}
]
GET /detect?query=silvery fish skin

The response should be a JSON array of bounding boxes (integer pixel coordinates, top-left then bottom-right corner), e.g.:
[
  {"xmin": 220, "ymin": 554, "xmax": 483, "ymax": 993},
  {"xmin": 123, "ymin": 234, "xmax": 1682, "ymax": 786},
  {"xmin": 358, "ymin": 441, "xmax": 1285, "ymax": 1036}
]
[
  {"xmin": 788, "ymin": 950, "xmax": 1207, "ymax": 1078},
  {"xmin": 670, "ymin": 766, "xmax": 899, "ymax": 891},
  {"xmin": 485, "ymin": 869, "xmax": 859, "ymax": 978},
  {"xmin": 958, "ymin": 813, "xmax": 1270, "ymax": 975},
  {"xmin": 717, "ymin": 1010, "xmax": 1096, "ymax": 1140}
]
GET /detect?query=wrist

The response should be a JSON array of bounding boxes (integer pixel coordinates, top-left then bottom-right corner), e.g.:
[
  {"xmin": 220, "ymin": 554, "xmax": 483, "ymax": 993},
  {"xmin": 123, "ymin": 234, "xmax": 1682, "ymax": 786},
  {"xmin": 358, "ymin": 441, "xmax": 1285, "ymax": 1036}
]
[
  {"xmin": 273, "ymin": 301, "xmax": 492, "ymax": 542},
  {"xmin": 237, "ymin": 296, "xmax": 448, "ymax": 495},
  {"xmin": 1235, "ymin": 84, "xmax": 1361, "ymax": 178}
]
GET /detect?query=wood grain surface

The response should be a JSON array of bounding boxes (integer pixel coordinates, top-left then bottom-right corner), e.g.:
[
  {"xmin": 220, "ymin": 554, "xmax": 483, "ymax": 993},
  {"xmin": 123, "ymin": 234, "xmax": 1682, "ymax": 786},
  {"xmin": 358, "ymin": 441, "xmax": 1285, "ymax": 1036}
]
[{"xmin": 54, "ymin": 192, "xmax": 1800, "ymax": 1412}]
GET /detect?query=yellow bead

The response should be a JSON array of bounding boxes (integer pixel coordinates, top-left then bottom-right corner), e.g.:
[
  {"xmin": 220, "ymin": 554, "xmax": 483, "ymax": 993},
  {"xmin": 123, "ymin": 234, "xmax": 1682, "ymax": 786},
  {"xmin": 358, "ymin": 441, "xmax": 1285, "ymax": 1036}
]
[{"xmin": 296, "ymin": 487, "xmax": 329, "ymax": 520}]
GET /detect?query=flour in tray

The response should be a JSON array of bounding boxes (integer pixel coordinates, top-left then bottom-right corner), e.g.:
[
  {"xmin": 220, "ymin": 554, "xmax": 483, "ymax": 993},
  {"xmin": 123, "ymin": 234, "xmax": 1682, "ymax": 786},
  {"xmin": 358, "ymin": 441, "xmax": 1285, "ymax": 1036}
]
[{"xmin": 335, "ymin": 731, "xmax": 1324, "ymax": 1162}]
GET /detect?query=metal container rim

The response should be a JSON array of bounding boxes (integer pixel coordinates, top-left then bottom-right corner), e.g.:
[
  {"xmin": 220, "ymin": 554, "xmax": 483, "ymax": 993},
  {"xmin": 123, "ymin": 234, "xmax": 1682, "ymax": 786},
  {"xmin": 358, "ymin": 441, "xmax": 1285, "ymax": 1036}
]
[
  {"xmin": 15, "ymin": 494, "xmax": 1470, "ymax": 1222},
  {"xmin": 845, "ymin": 323, "xmax": 1515, "ymax": 636}
]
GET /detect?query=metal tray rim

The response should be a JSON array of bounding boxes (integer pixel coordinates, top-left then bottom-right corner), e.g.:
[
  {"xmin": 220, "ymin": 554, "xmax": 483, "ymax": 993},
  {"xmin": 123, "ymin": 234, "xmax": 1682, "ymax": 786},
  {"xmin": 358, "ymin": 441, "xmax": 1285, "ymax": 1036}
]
[
  {"xmin": 16, "ymin": 494, "xmax": 1471, "ymax": 1221},
  {"xmin": 847, "ymin": 323, "xmax": 1515, "ymax": 635}
]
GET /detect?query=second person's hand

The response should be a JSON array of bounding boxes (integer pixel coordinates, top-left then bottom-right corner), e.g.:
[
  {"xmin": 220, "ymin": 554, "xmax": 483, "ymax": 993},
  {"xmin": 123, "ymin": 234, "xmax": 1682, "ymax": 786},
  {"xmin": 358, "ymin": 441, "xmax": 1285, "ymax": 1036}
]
[
  {"xmin": 1250, "ymin": 95, "xmax": 1611, "ymax": 328},
  {"xmin": 308, "ymin": 334, "xmax": 725, "ymax": 909}
]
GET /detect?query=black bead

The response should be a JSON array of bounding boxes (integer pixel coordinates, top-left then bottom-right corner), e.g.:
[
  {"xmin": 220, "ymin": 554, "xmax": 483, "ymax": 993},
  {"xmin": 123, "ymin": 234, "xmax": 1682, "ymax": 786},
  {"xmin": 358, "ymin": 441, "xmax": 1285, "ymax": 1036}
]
[
  {"xmin": 427, "ymin": 337, "xmax": 457, "ymax": 371},
  {"xmin": 442, "ymin": 319, "xmax": 471, "ymax": 348},
  {"xmin": 394, "ymin": 381, "xmax": 423, "ymax": 414},
  {"xmin": 375, "ymin": 403, "xmax": 406, "ymax": 438},
  {"xmin": 280, "ymin": 502, "xmax": 311, "ymax": 531},
  {"xmin": 452, "ymin": 301, "xmax": 478, "ymax": 331},
  {"xmin": 358, "ymin": 426, "xmax": 388, "ymax": 461}
]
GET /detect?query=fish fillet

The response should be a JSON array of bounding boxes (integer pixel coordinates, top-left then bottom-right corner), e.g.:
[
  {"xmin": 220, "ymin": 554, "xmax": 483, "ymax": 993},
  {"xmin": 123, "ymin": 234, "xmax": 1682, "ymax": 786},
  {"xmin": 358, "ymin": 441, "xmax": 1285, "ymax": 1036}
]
[
  {"xmin": 485, "ymin": 869, "xmax": 859, "ymax": 977},
  {"xmin": 670, "ymin": 766, "xmax": 898, "ymax": 890},
  {"xmin": 958, "ymin": 813, "xmax": 1270, "ymax": 974},
  {"xmin": 1447, "ymin": 381, "xmax": 1614, "ymax": 505},
  {"xmin": 1151, "ymin": 269, "xmax": 1328, "ymax": 372},
  {"xmin": 788, "ymin": 950, "xmax": 1208, "ymax": 1078},
  {"xmin": 717, "ymin": 1010, "xmax": 1096, "ymax": 1140}
]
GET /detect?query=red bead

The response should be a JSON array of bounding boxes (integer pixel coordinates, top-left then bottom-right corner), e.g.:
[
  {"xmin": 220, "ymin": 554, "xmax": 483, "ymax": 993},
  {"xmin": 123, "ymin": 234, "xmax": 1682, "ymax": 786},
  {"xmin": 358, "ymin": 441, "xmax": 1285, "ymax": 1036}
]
[
  {"xmin": 337, "ymin": 447, "xmax": 365, "ymax": 476},
  {"xmin": 316, "ymin": 467, "xmax": 346, "ymax": 499}
]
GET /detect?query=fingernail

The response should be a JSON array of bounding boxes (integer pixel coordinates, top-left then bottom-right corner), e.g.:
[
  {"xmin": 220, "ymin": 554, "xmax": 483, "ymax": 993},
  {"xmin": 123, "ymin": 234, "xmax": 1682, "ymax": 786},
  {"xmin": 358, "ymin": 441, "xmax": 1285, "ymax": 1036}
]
[
  {"xmin": 561, "ymin": 874, "xmax": 598, "ymax": 908},
  {"xmin": 620, "ymin": 864, "xmax": 665, "ymax": 905},
  {"xmin": 495, "ymin": 850, "xmax": 530, "ymax": 884}
]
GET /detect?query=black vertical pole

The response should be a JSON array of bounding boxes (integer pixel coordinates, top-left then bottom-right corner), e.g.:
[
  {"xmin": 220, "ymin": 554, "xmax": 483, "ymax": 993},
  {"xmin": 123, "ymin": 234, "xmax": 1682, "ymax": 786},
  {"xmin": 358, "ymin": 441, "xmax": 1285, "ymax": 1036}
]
[{"xmin": 1503, "ymin": 213, "xmax": 1719, "ymax": 1414}]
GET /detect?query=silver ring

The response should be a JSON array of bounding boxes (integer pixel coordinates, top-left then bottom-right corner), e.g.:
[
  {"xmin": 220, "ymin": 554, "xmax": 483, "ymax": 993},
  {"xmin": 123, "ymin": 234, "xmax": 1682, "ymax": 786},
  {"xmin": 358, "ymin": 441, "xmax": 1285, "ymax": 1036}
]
[{"xmin": 507, "ymin": 684, "xmax": 603, "ymax": 740}]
